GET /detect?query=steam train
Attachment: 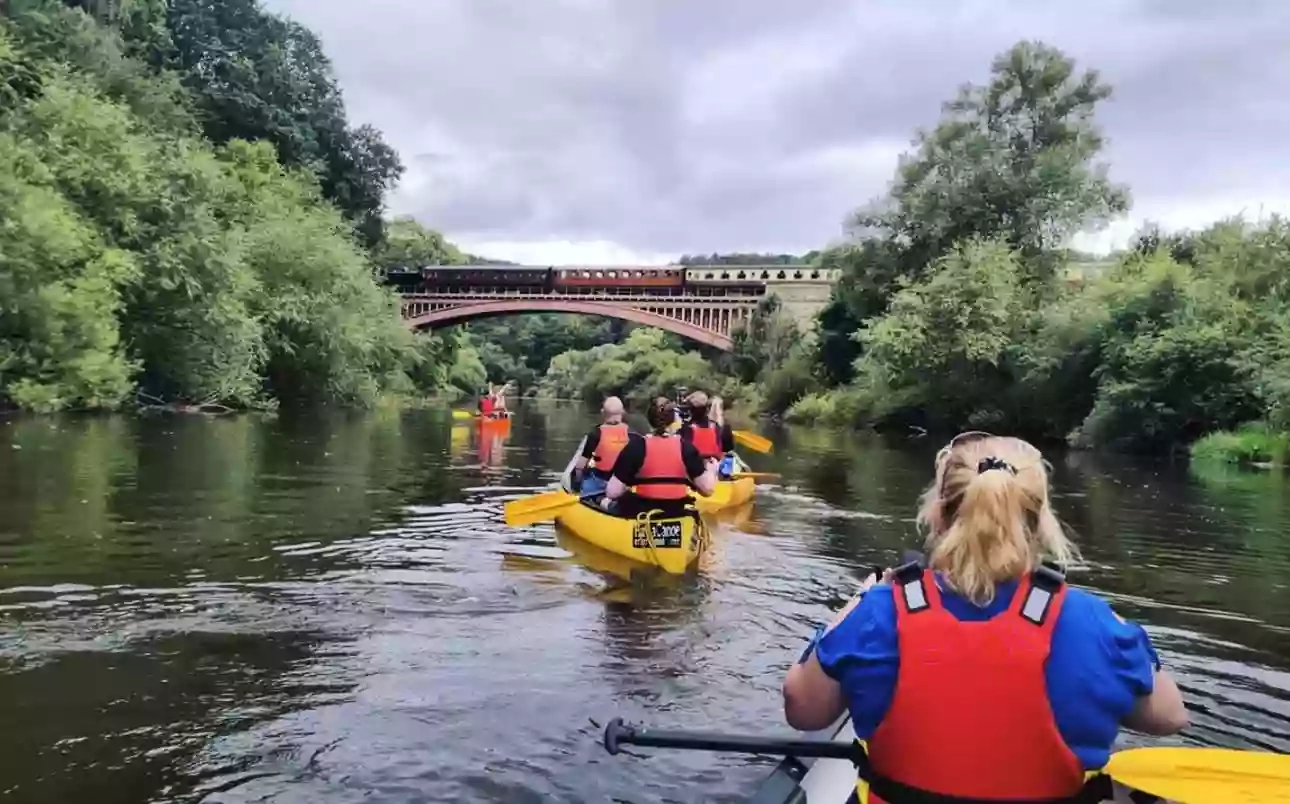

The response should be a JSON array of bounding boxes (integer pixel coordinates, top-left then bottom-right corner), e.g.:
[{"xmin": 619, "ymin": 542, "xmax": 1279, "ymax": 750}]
[{"xmin": 383, "ymin": 264, "xmax": 824, "ymax": 296}]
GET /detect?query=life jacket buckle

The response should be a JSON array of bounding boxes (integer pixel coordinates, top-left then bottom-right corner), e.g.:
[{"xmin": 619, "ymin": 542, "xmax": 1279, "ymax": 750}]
[
  {"xmin": 893, "ymin": 560, "xmax": 929, "ymax": 614},
  {"xmin": 1020, "ymin": 562, "xmax": 1066, "ymax": 625}
]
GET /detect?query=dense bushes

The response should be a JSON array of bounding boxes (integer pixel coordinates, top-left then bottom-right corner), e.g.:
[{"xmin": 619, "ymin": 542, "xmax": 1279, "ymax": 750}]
[{"xmin": 1, "ymin": 2, "xmax": 475, "ymax": 411}]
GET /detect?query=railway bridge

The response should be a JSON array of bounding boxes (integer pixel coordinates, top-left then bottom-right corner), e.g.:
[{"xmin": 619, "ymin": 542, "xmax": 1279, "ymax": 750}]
[{"xmin": 394, "ymin": 264, "xmax": 840, "ymax": 351}]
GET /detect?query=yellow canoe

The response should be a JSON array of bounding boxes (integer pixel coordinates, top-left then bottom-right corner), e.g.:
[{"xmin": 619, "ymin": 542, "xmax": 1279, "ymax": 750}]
[
  {"xmin": 694, "ymin": 476, "xmax": 756, "ymax": 513},
  {"xmin": 555, "ymin": 500, "xmax": 709, "ymax": 575}
]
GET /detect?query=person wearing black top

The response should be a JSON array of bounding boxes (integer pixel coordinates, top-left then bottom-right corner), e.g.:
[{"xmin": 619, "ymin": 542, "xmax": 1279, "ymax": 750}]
[
  {"xmin": 571, "ymin": 396, "xmax": 633, "ymax": 495},
  {"xmin": 602, "ymin": 397, "xmax": 716, "ymax": 518}
]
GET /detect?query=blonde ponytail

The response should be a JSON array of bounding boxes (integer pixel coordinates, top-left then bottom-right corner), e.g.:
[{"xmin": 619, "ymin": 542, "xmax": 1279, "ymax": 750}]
[{"xmin": 918, "ymin": 436, "xmax": 1076, "ymax": 606}]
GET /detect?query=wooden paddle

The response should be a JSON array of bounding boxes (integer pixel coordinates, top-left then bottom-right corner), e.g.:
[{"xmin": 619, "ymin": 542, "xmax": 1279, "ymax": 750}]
[
  {"xmin": 504, "ymin": 483, "xmax": 733, "ymax": 528},
  {"xmin": 733, "ymin": 430, "xmax": 772, "ymax": 454},
  {"xmin": 732, "ymin": 471, "xmax": 780, "ymax": 481}
]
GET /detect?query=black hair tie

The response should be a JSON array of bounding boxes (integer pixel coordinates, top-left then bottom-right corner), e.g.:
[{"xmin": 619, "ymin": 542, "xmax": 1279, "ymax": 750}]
[{"xmin": 977, "ymin": 456, "xmax": 1016, "ymax": 475}]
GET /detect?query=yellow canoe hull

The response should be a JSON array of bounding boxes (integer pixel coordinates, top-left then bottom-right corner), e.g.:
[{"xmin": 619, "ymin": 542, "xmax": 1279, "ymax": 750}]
[
  {"xmin": 694, "ymin": 476, "xmax": 756, "ymax": 513},
  {"xmin": 555, "ymin": 501, "xmax": 708, "ymax": 575}
]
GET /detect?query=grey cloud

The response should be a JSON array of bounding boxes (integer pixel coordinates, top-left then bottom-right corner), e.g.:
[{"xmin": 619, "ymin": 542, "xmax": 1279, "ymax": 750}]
[{"xmin": 265, "ymin": 0, "xmax": 1290, "ymax": 257}]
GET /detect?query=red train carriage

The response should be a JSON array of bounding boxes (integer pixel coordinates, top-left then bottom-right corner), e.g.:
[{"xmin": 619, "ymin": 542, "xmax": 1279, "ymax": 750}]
[{"xmin": 552, "ymin": 266, "xmax": 684, "ymax": 295}]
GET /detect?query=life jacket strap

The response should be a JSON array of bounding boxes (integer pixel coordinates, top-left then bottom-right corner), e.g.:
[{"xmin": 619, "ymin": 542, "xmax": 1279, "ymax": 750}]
[
  {"xmin": 633, "ymin": 476, "xmax": 691, "ymax": 485},
  {"xmin": 849, "ymin": 742, "xmax": 1121, "ymax": 804}
]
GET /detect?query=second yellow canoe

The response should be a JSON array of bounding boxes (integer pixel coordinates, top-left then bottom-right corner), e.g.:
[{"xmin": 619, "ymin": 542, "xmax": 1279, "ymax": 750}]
[
  {"xmin": 694, "ymin": 476, "xmax": 756, "ymax": 513},
  {"xmin": 555, "ymin": 500, "xmax": 709, "ymax": 575}
]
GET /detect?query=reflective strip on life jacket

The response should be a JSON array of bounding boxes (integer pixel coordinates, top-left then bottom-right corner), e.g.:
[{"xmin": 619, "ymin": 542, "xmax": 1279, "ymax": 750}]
[
  {"xmin": 687, "ymin": 422, "xmax": 722, "ymax": 459},
  {"xmin": 634, "ymin": 435, "xmax": 691, "ymax": 500},
  {"xmin": 861, "ymin": 564, "xmax": 1087, "ymax": 804},
  {"xmin": 593, "ymin": 423, "xmax": 630, "ymax": 472}
]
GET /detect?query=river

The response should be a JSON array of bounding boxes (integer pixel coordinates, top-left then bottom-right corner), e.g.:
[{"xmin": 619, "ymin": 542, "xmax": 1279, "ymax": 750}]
[{"xmin": 1, "ymin": 403, "xmax": 1289, "ymax": 803}]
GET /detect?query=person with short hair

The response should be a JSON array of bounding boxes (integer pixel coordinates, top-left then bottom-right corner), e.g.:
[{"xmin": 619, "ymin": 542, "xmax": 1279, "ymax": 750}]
[
  {"xmin": 571, "ymin": 396, "xmax": 633, "ymax": 496},
  {"xmin": 602, "ymin": 397, "xmax": 716, "ymax": 517},
  {"xmin": 782, "ymin": 432, "xmax": 1187, "ymax": 802}
]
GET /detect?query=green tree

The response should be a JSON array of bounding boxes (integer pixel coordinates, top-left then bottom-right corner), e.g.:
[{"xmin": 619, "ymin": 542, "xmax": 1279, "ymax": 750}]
[
  {"xmin": 374, "ymin": 216, "xmax": 466, "ymax": 271},
  {"xmin": 151, "ymin": 0, "xmax": 403, "ymax": 246},
  {"xmin": 816, "ymin": 40, "xmax": 1128, "ymax": 383}
]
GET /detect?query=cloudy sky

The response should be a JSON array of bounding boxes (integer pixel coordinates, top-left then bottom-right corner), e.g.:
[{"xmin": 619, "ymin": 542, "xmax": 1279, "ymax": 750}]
[{"xmin": 266, "ymin": 0, "xmax": 1290, "ymax": 265}]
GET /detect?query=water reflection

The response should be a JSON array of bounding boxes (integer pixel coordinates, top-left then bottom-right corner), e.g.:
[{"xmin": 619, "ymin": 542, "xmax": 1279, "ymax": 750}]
[{"xmin": 1, "ymin": 406, "xmax": 1289, "ymax": 804}]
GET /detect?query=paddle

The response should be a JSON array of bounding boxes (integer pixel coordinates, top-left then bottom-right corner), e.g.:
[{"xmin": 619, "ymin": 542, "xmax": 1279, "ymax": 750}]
[
  {"xmin": 504, "ymin": 489, "xmax": 585, "ymax": 527},
  {"xmin": 732, "ymin": 471, "xmax": 779, "ymax": 481},
  {"xmin": 505, "ymin": 483, "xmax": 733, "ymax": 528},
  {"xmin": 602, "ymin": 720, "xmax": 1290, "ymax": 804},
  {"xmin": 451, "ymin": 409, "xmax": 475, "ymax": 420},
  {"xmin": 733, "ymin": 430, "xmax": 772, "ymax": 454}
]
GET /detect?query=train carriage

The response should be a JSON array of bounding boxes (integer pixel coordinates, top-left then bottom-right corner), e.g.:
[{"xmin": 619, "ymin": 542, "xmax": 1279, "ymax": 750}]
[
  {"xmin": 420, "ymin": 265, "xmax": 553, "ymax": 292},
  {"xmin": 552, "ymin": 266, "xmax": 684, "ymax": 295}
]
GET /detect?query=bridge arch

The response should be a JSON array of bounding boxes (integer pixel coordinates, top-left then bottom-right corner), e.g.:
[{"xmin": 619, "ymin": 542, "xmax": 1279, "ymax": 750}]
[{"xmin": 404, "ymin": 298, "xmax": 734, "ymax": 351}]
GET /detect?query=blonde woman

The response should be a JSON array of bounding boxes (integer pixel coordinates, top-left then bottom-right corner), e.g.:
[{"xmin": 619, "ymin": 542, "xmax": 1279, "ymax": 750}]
[{"xmin": 782, "ymin": 432, "xmax": 1187, "ymax": 802}]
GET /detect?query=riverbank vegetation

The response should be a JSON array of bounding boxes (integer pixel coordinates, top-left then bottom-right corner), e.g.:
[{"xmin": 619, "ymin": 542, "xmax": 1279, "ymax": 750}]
[
  {"xmin": 519, "ymin": 41, "xmax": 1290, "ymax": 461},
  {"xmin": 0, "ymin": 0, "xmax": 482, "ymax": 413},
  {"xmin": 769, "ymin": 42, "xmax": 1289, "ymax": 461}
]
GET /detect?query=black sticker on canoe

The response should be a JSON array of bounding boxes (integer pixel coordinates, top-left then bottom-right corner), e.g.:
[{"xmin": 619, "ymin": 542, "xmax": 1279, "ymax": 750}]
[{"xmin": 633, "ymin": 520, "xmax": 684, "ymax": 549}]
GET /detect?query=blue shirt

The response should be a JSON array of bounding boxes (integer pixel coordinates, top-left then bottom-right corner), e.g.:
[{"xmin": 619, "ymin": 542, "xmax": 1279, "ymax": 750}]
[{"xmin": 814, "ymin": 576, "xmax": 1160, "ymax": 770}]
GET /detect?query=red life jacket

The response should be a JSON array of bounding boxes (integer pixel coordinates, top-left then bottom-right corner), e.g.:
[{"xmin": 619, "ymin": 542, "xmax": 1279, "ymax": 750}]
[
  {"xmin": 687, "ymin": 422, "xmax": 722, "ymax": 459},
  {"xmin": 593, "ymin": 423, "xmax": 630, "ymax": 472},
  {"xmin": 862, "ymin": 565, "xmax": 1085, "ymax": 804},
  {"xmin": 633, "ymin": 435, "xmax": 691, "ymax": 500},
  {"xmin": 479, "ymin": 396, "xmax": 495, "ymax": 415}
]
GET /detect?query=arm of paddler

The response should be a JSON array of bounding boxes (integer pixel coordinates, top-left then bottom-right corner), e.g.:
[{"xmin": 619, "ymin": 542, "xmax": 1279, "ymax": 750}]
[
  {"xmin": 782, "ymin": 570, "xmax": 886, "ymax": 731},
  {"xmin": 683, "ymin": 440, "xmax": 717, "ymax": 496},
  {"xmin": 1113, "ymin": 613, "xmax": 1188, "ymax": 736}
]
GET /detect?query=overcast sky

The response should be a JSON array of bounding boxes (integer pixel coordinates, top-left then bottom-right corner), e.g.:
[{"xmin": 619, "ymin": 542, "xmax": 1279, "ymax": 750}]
[{"xmin": 266, "ymin": 0, "xmax": 1290, "ymax": 265}]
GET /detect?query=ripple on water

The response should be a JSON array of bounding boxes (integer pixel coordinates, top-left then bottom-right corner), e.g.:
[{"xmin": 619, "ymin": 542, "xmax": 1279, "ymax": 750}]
[{"xmin": 2, "ymin": 411, "xmax": 1290, "ymax": 804}]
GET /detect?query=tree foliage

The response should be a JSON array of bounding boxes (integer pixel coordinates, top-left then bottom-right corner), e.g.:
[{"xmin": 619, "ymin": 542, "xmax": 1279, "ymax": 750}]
[
  {"xmin": 782, "ymin": 40, "xmax": 1290, "ymax": 454},
  {"xmin": 0, "ymin": 3, "xmax": 473, "ymax": 411},
  {"xmin": 815, "ymin": 41, "xmax": 1129, "ymax": 385}
]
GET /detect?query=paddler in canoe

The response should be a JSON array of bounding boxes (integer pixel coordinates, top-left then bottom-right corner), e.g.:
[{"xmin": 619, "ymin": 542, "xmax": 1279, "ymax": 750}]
[
  {"xmin": 782, "ymin": 431, "xmax": 1189, "ymax": 803},
  {"xmin": 569, "ymin": 395, "xmax": 634, "ymax": 498},
  {"xmin": 599, "ymin": 396, "xmax": 717, "ymax": 518},
  {"xmin": 680, "ymin": 392, "xmax": 755, "ymax": 511}
]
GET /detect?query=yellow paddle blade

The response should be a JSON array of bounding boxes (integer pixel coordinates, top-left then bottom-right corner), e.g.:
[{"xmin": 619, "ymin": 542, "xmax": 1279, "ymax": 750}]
[
  {"xmin": 1105, "ymin": 747, "xmax": 1290, "ymax": 804},
  {"xmin": 451, "ymin": 409, "xmax": 475, "ymax": 420},
  {"xmin": 733, "ymin": 430, "xmax": 772, "ymax": 454},
  {"xmin": 504, "ymin": 489, "xmax": 581, "ymax": 527}
]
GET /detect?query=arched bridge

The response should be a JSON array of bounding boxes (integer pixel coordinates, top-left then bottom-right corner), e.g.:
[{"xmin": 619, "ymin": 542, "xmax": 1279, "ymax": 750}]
[{"xmin": 396, "ymin": 264, "xmax": 840, "ymax": 352}]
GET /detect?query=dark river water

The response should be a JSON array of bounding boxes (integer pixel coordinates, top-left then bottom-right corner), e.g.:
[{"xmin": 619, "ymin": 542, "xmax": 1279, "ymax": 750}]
[{"xmin": 2, "ymin": 403, "xmax": 1289, "ymax": 803}]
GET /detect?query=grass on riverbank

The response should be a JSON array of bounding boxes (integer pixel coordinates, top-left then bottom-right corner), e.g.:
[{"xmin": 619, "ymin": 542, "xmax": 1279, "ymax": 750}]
[{"xmin": 1190, "ymin": 423, "xmax": 1290, "ymax": 468}]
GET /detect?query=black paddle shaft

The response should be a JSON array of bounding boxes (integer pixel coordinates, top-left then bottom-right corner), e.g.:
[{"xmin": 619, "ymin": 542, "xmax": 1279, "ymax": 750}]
[{"xmin": 603, "ymin": 718, "xmax": 857, "ymax": 761}]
